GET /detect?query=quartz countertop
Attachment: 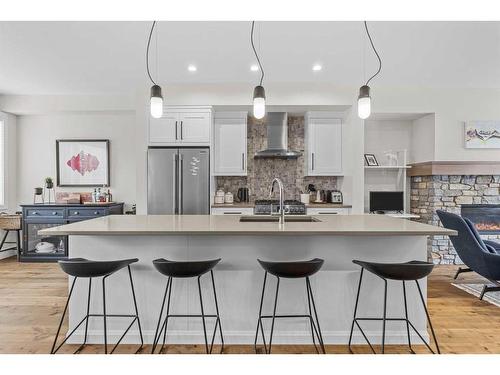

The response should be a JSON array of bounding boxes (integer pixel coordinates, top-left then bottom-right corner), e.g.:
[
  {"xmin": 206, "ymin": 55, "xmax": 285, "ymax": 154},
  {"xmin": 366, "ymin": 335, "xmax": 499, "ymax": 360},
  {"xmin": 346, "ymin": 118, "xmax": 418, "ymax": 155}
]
[{"xmin": 39, "ymin": 214, "xmax": 456, "ymax": 236}]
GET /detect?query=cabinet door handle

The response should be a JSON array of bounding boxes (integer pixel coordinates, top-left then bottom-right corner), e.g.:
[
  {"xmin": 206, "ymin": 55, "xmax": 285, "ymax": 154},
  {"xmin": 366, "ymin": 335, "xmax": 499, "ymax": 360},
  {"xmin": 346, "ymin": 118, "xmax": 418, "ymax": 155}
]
[
  {"xmin": 32, "ymin": 211, "xmax": 38, "ymax": 215},
  {"xmin": 94, "ymin": 211, "xmax": 99, "ymax": 215},
  {"xmin": 175, "ymin": 121, "xmax": 178, "ymax": 140},
  {"xmin": 73, "ymin": 211, "xmax": 80, "ymax": 215},
  {"xmin": 52, "ymin": 212, "xmax": 58, "ymax": 215},
  {"xmin": 242, "ymin": 153, "xmax": 245, "ymax": 170},
  {"xmin": 180, "ymin": 121, "xmax": 183, "ymax": 140},
  {"xmin": 312, "ymin": 153, "xmax": 315, "ymax": 170},
  {"xmin": 224, "ymin": 211, "xmax": 242, "ymax": 215}
]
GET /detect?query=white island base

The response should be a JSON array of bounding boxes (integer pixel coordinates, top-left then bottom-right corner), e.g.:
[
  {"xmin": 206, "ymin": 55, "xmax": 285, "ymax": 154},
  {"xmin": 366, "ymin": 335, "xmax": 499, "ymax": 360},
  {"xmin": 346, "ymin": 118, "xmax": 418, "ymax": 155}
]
[{"xmin": 65, "ymin": 234, "xmax": 431, "ymax": 346}]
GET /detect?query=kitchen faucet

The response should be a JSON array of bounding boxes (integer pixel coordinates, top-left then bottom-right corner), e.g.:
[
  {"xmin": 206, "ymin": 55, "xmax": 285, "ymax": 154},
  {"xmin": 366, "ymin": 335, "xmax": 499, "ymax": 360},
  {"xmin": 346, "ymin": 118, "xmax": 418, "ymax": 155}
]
[{"xmin": 269, "ymin": 178, "xmax": 285, "ymax": 225}]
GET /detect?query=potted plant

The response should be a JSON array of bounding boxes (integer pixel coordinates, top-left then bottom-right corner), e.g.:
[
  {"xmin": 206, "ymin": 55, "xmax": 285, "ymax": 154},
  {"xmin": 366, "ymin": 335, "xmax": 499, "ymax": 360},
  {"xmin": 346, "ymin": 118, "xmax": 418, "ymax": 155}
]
[{"xmin": 45, "ymin": 177, "xmax": 54, "ymax": 189}]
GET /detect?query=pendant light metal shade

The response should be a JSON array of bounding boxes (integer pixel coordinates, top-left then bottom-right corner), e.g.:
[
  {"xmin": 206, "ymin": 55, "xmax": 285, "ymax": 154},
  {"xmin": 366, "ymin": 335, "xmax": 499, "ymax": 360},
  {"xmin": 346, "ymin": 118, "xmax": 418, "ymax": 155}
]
[
  {"xmin": 150, "ymin": 84, "xmax": 163, "ymax": 119},
  {"xmin": 357, "ymin": 85, "xmax": 371, "ymax": 120},
  {"xmin": 253, "ymin": 85, "xmax": 266, "ymax": 119}
]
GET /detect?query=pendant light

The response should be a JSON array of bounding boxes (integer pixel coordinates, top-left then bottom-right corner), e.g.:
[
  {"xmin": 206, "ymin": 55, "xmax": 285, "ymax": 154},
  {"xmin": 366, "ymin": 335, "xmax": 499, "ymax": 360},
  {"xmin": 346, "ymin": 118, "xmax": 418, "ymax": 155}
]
[
  {"xmin": 146, "ymin": 21, "xmax": 163, "ymax": 119},
  {"xmin": 250, "ymin": 21, "xmax": 266, "ymax": 119},
  {"xmin": 358, "ymin": 21, "xmax": 382, "ymax": 120}
]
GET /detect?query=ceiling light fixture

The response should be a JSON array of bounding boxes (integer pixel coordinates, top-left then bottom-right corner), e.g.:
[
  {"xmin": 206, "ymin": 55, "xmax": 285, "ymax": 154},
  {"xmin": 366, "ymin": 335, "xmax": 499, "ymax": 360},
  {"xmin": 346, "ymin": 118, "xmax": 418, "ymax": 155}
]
[
  {"xmin": 146, "ymin": 21, "xmax": 163, "ymax": 119},
  {"xmin": 312, "ymin": 64, "xmax": 322, "ymax": 71},
  {"xmin": 188, "ymin": 64, "xmax": 197, "ymax": 72},
  {"xmin": 250, "ymin": 21, "xmax": 266, "ymax": 120},
  {"xmin": 250, "ymin": 64, "xmax": 259, "ymax": 72},
  {"xmin": 358, "ymin": 21, "xmax": 382, "ymax": 120}
]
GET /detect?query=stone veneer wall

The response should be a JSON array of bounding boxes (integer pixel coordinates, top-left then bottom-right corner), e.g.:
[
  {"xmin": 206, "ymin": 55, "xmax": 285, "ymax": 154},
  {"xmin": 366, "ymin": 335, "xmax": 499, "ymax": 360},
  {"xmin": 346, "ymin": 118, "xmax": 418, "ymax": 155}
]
[
  {"xmin": 216, "ymin": 116, "xmax": 337, "ymax": 201},
  {"xmin": 410, "ymin": 175, "xmax": 500, "ymax": 264}
]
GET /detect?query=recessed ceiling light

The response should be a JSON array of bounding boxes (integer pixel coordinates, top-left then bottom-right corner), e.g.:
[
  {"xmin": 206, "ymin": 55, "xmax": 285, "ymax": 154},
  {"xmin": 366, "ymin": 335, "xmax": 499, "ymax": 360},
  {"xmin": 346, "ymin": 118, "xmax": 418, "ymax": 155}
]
[
  {"xmin": 187, "ymin": 65, "xmax": 197, "ymax": 72},
  {"xmin": 312, "ymin": 64, "xmax": 322, "ymax": 71},
  {"xmin": 250, "ymin": 64, "xmax": 259, "ymax": 72}
]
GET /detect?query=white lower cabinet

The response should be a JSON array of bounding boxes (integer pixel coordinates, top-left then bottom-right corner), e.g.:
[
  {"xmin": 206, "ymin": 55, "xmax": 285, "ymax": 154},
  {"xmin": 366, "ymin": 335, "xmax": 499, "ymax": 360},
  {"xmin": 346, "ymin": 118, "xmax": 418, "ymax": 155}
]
[
  {"xmin": 307, "ymin": 207, "xmax": 350, "ymax": 215},
  {"xmin": 211, "ymin": 207, "xmax": 254, "ymax": 215}
]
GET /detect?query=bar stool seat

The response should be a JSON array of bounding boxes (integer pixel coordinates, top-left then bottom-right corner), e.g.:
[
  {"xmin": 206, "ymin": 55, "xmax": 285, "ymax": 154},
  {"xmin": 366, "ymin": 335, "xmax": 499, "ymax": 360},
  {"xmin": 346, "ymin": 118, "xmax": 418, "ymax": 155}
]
[
  {"xmin": 352, "ymin": 260, "xmax": 434, "ymax": 281},
  {"xmin": 151, "ymin": 258, "xmax": 224, "ymax": 354},
  {"xmin": 348, "ymin": 259, "xmax": 440, "ymax": 354},
  {"xmin": 153, "ymin": 258, "xmax": 220, "ymax": 278},
  {"xmin": 257, "ymin": 258, "xmax": 323, "ymax": 278},
  {"xmin": 255, "ymin": 258, "xmax": 326, "ymax": 354},
  {"xmin": 51, "ymin": 258, "xmax": 143, "ymax": 354},
  {"xmin": 59, "ymin": 258, "xmax": 139, "ymax": 278}
]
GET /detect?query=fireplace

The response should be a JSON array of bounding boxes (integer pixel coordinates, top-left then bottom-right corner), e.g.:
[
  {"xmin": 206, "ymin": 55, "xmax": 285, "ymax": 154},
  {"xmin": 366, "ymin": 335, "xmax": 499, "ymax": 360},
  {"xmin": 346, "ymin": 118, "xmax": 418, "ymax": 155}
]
[{"xmin": 461, "ymin": 204, "xmax": 500, "ymax": 235}]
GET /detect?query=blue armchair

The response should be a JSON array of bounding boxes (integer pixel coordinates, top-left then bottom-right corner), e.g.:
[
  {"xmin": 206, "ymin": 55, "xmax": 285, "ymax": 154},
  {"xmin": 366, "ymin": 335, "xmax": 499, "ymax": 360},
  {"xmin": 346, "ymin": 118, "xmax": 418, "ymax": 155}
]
[{"xmin": 436, "ymin": 210, "xmax": 500, "ymax": 299}]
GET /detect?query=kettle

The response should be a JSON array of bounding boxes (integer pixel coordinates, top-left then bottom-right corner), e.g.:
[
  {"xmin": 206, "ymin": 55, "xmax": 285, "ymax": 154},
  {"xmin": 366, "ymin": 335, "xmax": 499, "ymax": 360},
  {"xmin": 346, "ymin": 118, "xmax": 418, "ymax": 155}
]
[{"xmin": 237, "ymin": 187, "xmax": 249, "ymax": 202}]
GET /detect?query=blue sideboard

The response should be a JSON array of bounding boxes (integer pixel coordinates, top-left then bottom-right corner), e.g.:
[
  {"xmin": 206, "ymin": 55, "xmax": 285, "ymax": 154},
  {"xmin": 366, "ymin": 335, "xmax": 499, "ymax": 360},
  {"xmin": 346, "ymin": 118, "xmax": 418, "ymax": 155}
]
[{"xmin": 20, "ymin": 203, "xmax": 123, "ymax": 262}]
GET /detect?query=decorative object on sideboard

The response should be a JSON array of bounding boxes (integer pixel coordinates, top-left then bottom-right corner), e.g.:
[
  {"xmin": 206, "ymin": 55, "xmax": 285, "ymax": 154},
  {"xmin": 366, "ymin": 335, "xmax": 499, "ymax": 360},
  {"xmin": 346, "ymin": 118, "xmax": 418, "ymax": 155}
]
[
  {"xmin": 55, "ymin": 192, "xmax": 81, "ymax": 204},
  {"xmin": 56, "ymin": 139, "xmax": 110, "ymax": 187},
  {"xmin": 250, "ymin": 21, "xmax": 266, "ymax": 119},
  {"xmin": 364, "ymin": 153, "xmax": 378, "ymax": 166},
  {"xmin": 464, "ymin": 121, "xmax": 500, "ymax": 149},
  {"xmin": 146, "ymin": 21, "xmax": 163, "ymax": 119},
  {"xmin": 33, "ymin": 187, "xmax": 44, "ymax": 204},
  {"xmin": 44, "ymin": 177, "xmax": 55, "ymax": 204},
  {"xmin": 357, "ymin": 21, "xmax": 382, "ymax": 120}
]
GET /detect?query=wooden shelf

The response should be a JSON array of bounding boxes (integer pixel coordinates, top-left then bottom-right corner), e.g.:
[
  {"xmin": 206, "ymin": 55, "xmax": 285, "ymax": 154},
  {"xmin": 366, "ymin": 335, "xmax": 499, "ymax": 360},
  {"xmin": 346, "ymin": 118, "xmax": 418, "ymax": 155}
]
[
  {"xmin": 364, "ymin": 165, "xmax": 411, "ymax": 169},
  {"xmin": 407, "ymin": 161, "xmax": 500, "ymax": 177}
]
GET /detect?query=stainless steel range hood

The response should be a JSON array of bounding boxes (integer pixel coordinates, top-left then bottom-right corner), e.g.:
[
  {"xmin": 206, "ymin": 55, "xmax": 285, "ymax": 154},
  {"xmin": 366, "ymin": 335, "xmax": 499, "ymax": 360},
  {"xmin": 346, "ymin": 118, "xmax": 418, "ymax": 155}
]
[{"xmin": 254, "ymin": 112, "xmax": 301, "ymax": 159}]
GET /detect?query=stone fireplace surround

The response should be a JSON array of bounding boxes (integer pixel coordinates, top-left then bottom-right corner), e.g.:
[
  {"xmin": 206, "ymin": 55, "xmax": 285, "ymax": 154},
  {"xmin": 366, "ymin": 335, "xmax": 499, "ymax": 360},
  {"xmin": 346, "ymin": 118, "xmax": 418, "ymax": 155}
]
[{"xmin": 410, "ymin": 175, "xmax": 500, "ymax": 264}]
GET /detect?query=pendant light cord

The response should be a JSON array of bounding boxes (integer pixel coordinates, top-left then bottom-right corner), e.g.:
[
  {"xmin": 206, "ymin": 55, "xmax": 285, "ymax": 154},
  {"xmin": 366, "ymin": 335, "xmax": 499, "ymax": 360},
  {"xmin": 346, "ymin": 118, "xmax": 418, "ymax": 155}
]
[
  {"xmin": 364, "ymin": 21, "xmax": 382, "ymax": 86},
  {"xmin": 251, "ymin": 21, "xmax": 265, "ymax": 86},
  {"xmin": 146, "ymin": 21, "xmax": 158, "ymax": 86}
]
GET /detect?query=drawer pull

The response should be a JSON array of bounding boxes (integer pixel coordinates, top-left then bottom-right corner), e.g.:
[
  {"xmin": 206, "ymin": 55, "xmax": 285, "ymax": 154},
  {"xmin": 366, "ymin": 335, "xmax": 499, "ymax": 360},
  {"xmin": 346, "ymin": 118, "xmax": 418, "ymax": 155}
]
[
  {"xmin": 318, "ymin": 212, "xmax": 338, "ymax": 215},
  {"xmin": 52, "ymin": 212, "xmax": 58, "ymax": 215},
  {"xmin": 32, "ymin": 211, "xmax": 38, "ymax": 215},
  {"xmin": 223, "ymin": 211, "xmax": 242, "ymax": 215},
  {"xmin": 73, "ymin": 211, "xmax": 80, "ymax": 215},
  {"xmin": 94, "ymin": 211, "xmax": 100, "ymax": 215}
]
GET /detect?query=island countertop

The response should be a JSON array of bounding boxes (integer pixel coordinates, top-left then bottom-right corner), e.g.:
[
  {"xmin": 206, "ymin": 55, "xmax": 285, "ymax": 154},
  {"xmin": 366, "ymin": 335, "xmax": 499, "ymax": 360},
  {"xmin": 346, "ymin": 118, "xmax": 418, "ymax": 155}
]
[{"xmin": 39, "ymin": 214, "xmax": 456, "ymax": 236}]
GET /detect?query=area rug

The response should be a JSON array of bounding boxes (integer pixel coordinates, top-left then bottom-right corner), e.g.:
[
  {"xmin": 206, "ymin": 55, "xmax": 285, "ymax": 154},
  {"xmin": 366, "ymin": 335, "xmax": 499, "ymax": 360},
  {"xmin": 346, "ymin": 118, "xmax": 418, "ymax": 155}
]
[{"xmin": 452, "ymin": 283, "xmax": 500, "ymax": 307}]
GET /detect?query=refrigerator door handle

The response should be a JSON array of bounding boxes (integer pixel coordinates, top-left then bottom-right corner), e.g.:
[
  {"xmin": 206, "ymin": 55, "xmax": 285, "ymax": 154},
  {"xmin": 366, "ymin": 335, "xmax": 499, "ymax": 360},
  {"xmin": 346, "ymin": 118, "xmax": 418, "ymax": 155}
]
[
  {"xmin": 178, "ymin": 154, "xmax": 184, "ymax": 214},
  {"xmin": 175, "ymin": 121, "xmax": 178, "ymax": 140},
  {"xmin": 172, "ymin": 153, "xmax": 177, "ymax": 214}
]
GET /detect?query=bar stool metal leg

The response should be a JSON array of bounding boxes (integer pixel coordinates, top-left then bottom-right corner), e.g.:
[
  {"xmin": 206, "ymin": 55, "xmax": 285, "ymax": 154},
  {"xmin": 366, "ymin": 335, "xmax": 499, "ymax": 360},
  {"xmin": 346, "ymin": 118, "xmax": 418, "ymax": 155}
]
[
  {"xmin": 51, "ymin": 277, "xmax": 77, "ymax": 354},
  {"xmin": 306, "ymin": 277, "xmax": 326, "ymax": 354},
  {"xmin": 415, "ymin": 280, "xmax": 441, "ymax": 354},
  {"xmin": 102, "ymin": 276, "xmax": 108, "ymax": 354},
  {"xmin": 267, "ymin": 276, "xmax": 280, "ymax": 354},
  {"xmin": 197, "ymin": 275, "xmax": 210, "ymax": 354},
  {"xmin": 348, "ymin": 268, "xmax": 366, "ymax": 353},
  {"xmin": 254, "ymin": 271, "xmax": 268, "ymax": 354},
  {"xmin": 402, "ymin": 281, "xmax": 415, "ymax": 354},
  {"xmin": 127, "ymin": 265, "xmax": 144, "ymax": 353},
  {"xmin": 160, "ymin": 278, "xmax": 173, "ymax": 353},
  {"xmin": 381, "ymin": 278, "xmax": 388, "ymax": 354},
  {"xmin": 306, "ymin": 278, "xmax": 319, "ymax": 354},
  {"xmin": 74, "ymin": 278, "xmax": 92, "ymax": 354},
  {"xmin": 210, "ymin": 270, "xmax": 224, "ymax": 353},
  {"xmin": 151, "ymin": 277, "xmax": 171, "ymax": 353}
]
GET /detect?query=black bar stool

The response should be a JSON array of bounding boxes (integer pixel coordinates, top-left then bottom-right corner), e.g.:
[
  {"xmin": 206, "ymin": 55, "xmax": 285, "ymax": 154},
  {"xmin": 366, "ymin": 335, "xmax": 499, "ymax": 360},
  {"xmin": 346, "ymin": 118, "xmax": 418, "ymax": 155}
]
[
  {"xmin": 151, "ymin": 258, "xmax": 224, "ymax": 354},
  {"xmin": 254, "ymin": 258, "xmax": 325, "ymax": 354},
  {"xmin": 348, "ymin": 260, "xmax": 440, "ymax": 354},
  {"xmin": 51, "ymin": 258, "xmax": 144, "ymax": 354}
]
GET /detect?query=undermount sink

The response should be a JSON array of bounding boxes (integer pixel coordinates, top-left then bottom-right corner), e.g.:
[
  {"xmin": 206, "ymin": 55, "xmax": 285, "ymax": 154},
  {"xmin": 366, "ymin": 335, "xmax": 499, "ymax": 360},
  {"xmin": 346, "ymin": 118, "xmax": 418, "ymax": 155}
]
[{"xmin": 239, "ymin": 216, "xmax": 321, "ymax": 223}]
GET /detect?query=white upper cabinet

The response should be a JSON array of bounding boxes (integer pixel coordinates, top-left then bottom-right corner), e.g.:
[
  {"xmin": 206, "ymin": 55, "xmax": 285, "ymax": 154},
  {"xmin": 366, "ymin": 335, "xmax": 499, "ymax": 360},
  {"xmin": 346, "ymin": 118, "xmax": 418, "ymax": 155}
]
[
  {"xmin": 148, "ymin": 107, "xmax": 212, "ymax": 145},
  {"xmin": 305, "ymin": 112, "xmax": 343, "ymax": 176},
  {"xmin": 213, "ymin": 112, "xmax": 247, "ymax": 176}
]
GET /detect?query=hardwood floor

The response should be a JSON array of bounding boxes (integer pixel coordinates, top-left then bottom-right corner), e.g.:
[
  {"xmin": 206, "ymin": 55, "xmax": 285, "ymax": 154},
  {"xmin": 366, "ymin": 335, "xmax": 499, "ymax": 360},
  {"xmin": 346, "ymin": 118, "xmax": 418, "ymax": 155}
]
[{"xmin": 1, "ymin": 256, "xmax": 499, "ymax": 354}]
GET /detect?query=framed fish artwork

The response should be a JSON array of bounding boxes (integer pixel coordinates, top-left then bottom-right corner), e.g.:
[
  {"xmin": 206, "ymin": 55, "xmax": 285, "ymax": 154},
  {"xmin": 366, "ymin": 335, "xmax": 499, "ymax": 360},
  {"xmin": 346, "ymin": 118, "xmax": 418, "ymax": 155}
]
[
  {"xmin": 464, "ymin": 121, "xmax": 500, "ymax": 149},
  {"xmin": 56, "ymin": 139, "xmax": 110, "ymax": 187}
]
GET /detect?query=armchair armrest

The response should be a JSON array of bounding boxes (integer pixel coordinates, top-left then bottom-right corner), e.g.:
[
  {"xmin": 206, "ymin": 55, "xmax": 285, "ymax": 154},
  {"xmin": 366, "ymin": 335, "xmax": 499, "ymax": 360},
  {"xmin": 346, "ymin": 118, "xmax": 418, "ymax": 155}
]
[{"xmin": 484, "ymin": 240, "xmax": 500, "ymax": 253}]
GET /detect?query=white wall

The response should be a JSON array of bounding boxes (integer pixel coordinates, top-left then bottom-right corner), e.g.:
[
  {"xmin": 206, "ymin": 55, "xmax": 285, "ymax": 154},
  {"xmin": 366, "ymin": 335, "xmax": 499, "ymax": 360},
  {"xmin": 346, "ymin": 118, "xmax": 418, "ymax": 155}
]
[
  {"xmin": 16, "ymin": 112, "xmax": 136, "ymax": 210},
  {"xmin": 411, "ymin": 113, "xmax": 435, "ymax": 162},
  {"xmin": 365, "ymin": 119, "xmax": 413, "ymax": 164}
]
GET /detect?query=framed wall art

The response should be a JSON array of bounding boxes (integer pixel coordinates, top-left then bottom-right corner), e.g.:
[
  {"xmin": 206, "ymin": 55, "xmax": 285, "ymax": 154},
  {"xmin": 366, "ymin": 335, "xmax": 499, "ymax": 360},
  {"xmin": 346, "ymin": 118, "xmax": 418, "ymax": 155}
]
[
  {"xmin": 56, "ymin": 139, "xmax": 110, "ymax": 187},
  {"xmin": 464, "ymin": 121, "xmax": 500, "ymax": 149}
]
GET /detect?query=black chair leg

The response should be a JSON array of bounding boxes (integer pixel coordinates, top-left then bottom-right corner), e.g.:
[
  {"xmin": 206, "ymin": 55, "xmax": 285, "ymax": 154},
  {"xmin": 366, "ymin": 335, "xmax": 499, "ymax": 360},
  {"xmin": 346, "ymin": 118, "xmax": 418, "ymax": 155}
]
[
  {"xmin": 51, "ymin": 277, "xmax": 77, "ymax": 354},
  {"xmin": 0, "ymin": 230, "xmax": 8, "ymax": 251},
  {"xmin": 152, "ymin": 277, "xmax": 171, "ymax": 353},
  {"xmin": 381, "ymin": 279, "xmax": 388, "ymax": 354},
  {"xmin": 415, "ymin": 280, "xmax": 440, "ymax": 354},
  {"xmin": 127, "ymin": 265, "xmax": 144, "ymax": 353},
  {"xmin": 102, "ymin": 277, "xmax": 108, "ymax": 354},
  {"xmin": 454, "ymin": 267, "xmax": 472, "ymax": 280},
  {"xmin": 16, "ymin": 230, "xmax": 21, "ymax": 254},
  {"xmin": 254, "ymin": 271, "xmax": 268, "ymax": 354},
  {"xmin": 402, "ymin": 280, "xmax": 415, "ymax": 354},
  {"xmin": 306, "ymin": 277, "xmax": 325, "ymax": 354},
  {"xmin": 210, "ymin": 270, "xmax": 224, "ymax": 353},
  {"xmin": 348, "ymin": 267, "xmax": 364, "ymax": 352},
  {"xmin": 74, "ymin": 278, "xmax": 92, "ymax": 354},
  {"xmin": 479, "ymin": 284, "xmax": 500, "ymax": 300},
  {"xmin": 267, "ymin": 276, "xmax": 280, "ymax": 354},
  {"xmin": 197, "ymin": 275, "xmax": 209, "ymax": 354}
]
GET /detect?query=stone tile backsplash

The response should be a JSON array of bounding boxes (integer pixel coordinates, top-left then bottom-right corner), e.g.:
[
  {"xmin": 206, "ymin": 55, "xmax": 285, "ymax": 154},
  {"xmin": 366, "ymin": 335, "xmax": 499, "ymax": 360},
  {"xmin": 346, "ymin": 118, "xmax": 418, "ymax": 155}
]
[{"xmin": 215, "ymin": 116, "xmax": 337, "ymax": 201}]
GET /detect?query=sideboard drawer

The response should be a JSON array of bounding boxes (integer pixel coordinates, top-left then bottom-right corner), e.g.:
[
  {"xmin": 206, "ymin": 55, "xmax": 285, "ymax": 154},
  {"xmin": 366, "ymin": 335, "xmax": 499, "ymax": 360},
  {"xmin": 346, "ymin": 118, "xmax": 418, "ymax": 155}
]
[
  {"xmin": 25, "ymin": 208, "xmax": 65, "ymax": 218},
  {"xmin": 67, "ymin": 208, "xmax": 107, "ymax": 218}
]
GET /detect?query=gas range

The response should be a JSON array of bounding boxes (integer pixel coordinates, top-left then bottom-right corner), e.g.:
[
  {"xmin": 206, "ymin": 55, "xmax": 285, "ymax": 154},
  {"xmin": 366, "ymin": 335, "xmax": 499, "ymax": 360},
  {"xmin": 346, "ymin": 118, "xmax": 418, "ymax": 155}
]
[{"xmin": 254, "ymin": 199, "xmax": 306, "ymax": 215}]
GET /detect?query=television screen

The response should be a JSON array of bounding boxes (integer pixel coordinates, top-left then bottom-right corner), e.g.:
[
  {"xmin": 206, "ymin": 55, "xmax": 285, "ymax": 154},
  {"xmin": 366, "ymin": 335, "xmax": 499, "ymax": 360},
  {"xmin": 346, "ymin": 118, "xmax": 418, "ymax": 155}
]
[{"xmin": 369, "ymin": 191, "xmax": 404, "ymax": 212}]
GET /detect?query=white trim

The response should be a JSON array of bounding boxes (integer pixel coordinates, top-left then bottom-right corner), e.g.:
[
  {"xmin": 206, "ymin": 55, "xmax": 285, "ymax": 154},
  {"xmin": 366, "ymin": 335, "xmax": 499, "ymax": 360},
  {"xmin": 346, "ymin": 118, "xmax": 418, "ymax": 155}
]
[{"xmin": 0, "ymin": 112, "xmax": 7, "ymax": 210}]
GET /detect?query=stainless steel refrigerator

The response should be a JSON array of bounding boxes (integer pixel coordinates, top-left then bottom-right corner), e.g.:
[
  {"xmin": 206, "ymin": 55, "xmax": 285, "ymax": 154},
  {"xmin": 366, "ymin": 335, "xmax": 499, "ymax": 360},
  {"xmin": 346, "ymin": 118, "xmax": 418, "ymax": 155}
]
[{"xmin": 147, "ymin": 148, "xmax": 210, "ymax": 214}]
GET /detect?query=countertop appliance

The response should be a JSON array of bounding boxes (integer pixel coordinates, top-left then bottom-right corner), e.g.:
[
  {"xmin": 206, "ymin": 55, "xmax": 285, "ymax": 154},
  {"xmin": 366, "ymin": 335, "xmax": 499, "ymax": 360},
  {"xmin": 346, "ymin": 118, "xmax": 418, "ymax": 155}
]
[
  {"xmin": 148, "ymin": 148, "xmax": 210, "ymax": 214},
  {"xmin": 327, "ymin": 190, "xmax": 343, "ymax": 204},
  {"xmin": 254, "ymin": 199, "xmax": 306, "ymax": 215}
]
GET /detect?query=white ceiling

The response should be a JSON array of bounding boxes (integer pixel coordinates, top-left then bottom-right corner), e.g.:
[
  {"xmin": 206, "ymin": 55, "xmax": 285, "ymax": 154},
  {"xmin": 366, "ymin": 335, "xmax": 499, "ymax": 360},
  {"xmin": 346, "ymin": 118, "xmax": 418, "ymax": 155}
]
[{"xmin": 0, "ymin": 21, "xmax": 499, "ymax": 95}]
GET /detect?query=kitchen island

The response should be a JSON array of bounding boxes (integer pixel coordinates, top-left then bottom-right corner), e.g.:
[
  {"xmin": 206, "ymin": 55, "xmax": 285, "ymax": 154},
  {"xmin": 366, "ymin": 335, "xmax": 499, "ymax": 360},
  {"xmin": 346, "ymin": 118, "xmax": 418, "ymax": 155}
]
[{"xmin": 40, "ymin": 214, "xmax": 455, "ymax": 347}]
